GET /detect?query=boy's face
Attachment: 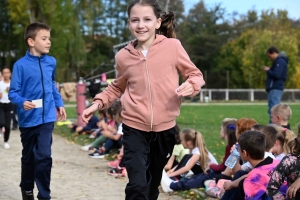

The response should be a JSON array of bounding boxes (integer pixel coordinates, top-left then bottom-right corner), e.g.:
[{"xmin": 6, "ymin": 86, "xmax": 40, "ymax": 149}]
[
  {"xmin": 28, "ymin": 29, "xmax": 51, "ymax": 56},
  {"xmin": 238, "ymin": 146, "xmax": 248, "ymax": 162},
  {"xmin": 270, "ymin": 111, "xmax": 280, "ymax": 124}
]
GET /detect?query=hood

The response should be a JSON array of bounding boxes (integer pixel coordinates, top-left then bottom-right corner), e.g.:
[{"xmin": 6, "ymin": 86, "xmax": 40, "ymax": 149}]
[
  {"xmin": 278, "ymin": 51, "xmax": 288, "ymax": 64},
  {"xmin": 124, "ymin": 34, "xmax": 167, "ymax": 56}
]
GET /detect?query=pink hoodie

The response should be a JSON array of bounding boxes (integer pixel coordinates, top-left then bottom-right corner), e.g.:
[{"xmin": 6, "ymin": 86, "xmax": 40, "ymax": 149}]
[{"xmin": 93, "ymin": 35, "xmax": 205, "ymax": 132}]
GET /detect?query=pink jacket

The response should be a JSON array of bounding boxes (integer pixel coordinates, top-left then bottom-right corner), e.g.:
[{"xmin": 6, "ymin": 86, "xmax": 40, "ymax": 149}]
[{"xmin": 93, "ymin": 35, "xmax": 205, "ymax": 132}]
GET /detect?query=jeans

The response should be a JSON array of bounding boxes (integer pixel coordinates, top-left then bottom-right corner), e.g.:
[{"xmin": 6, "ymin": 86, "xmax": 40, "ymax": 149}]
[
  {"xmin": 19, "ymin": 122, "xmax": 54, "ymax": 199},
  {"xmin": 104, "ymin": 137, "xmax": 122, "ymax": 152},
  {"xmin": 0, "ymin": 102, "xmax": 13, "ymax": 142},
  {"xmin": 268, "ymin": 89, "xmax": 283, "ymax": 122},
  {"xmin": 170, "ymin": 172, "xmax": 217, "ymax": 191}
]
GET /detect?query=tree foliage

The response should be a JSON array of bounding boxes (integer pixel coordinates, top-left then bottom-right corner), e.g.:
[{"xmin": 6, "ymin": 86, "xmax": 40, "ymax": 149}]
[{"xmin": 1, "ymin": 0, "xmax": 300, "ymax": 88}]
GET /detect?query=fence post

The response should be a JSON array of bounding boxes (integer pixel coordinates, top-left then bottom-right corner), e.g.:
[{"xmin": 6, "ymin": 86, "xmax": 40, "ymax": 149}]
[
  {"xmin": 208, "ymin": 90, "xmax": 212, "ymax": 101},
  {"xmin": 250, "ymin": 89, "xmax": 254, "ymax": 102},
  {"xmin": 200, "ymin": 90, "xmax": 203, "ymax": 102},
  {"xmin": 225, "ymin": 89, "xmax": 229, "ymax": 101}
]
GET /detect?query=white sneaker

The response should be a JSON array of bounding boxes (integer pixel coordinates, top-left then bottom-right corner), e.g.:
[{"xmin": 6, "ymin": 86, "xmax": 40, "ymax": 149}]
[
  {"xmin": 81, "ymin": 144, "xmax": 92, "ymax": 151},
  {"xmin": 161, "ymin": 170, "xmax": 174, "ymax": 193},
  {"xmin": 4, "ymin": 142, "xmax": 10, "ymax": 149}
]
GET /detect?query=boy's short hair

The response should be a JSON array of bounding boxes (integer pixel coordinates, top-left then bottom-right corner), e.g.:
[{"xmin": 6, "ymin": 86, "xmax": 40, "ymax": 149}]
[
  {"xmin": 24, "ymin": 22, "xmax": 51, "ymax": 47},
  {"xmin": 271, "ymin": 103, "xmax": 292, "ymax": 122},
  {"xmin": 251, "ymin": 124, "xmax": 265, "ymax": 132},
  {"xmin": 238, "ymin": 130, "xmax": 265, "ymax": 160},
  {"xmin": 260, "ymin": 126, "xmax": 277, "ymax": 151},
  {"xmin": 267, "ymin": 46, "xmax": 279, "ymax": 54}
]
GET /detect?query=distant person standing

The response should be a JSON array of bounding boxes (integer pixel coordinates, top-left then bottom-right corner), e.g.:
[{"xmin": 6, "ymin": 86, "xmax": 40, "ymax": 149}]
[
  {"xmin": 262, "ymin": 46, "xmax": 288, "ymax": 123},
  {"xmin": 0, "ymin": 67, "xmax": 13, "ymax": 149}
]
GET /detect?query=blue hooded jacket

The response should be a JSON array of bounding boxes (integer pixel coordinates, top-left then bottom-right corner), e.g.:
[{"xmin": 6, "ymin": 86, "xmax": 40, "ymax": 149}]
[
  {"xmin": 265, "ymin": 55, "xmax": 288, "ymax": 92},
  {"xmin": 9, "ymin": 51, "xmax": 64, "ymax": 128}
]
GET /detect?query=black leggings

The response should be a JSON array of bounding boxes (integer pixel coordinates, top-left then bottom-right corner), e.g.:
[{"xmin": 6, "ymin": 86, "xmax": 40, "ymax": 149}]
[{"xmin": 0, "ymin": 102, "xmax": 13, "ymax": 142}]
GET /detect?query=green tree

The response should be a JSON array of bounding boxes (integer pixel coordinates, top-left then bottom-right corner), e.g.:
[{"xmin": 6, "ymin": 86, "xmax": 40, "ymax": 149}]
[
  {"xmin": 7, "ymin": 0, "xmax": 86, "ymax": 82},
  {"xmin": 217, "ymin": 10, "xmax": 300, "ymax": 88}
]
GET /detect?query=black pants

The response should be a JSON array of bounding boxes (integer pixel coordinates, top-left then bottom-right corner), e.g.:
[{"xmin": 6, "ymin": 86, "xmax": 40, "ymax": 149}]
[
  {"xmin": 0, "ymin": 102, "xmax": 13, "ymax": 142},
  {"xmin": 12, "ymin": 104, "xmax": 18, "ymax": 128},
  {"xmin": 122, "ymin": 124, "xmax": 176, "ymax": 200},
  {"xmin": 19, "ymin": 122, "xmax": 54, "ymax": 199}
]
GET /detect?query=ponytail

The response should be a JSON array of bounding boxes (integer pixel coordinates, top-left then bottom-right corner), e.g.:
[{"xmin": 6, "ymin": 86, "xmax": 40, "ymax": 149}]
[
  {"xmin": 289, "ymin": 123, "xmax": 300, "ymax": 154},
  {"xmin": 158, "ymin": 11, "xmax": 176, "ymax": 38},
  {"xmin": 195, "ymin": 131, "xmax": 210, "ymax": 171}
]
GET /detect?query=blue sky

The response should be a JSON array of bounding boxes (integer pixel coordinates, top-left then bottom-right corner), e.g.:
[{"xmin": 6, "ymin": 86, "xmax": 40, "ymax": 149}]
[{"xmin": 184, "ymin": 0, "xmax": 300, "ymax": 19}]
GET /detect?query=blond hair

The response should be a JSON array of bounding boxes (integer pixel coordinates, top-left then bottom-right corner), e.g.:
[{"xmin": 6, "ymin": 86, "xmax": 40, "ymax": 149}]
[
  {"xmin": 181, "ymin": 128, "xmax": 210, "ymax": 171},
  {"xmin": 269, "ymin": 124, "xmax": 295, "ymax": 154},
  {"xmin": 271, "ymin": 104, "xmax": 292, "ymax": 122}
]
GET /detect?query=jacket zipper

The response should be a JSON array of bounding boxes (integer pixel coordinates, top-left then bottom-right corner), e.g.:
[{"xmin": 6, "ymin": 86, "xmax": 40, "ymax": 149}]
[
  {"xmin": 141, "ymin": 50, "xmax": 154, "ymax": 131},
  {"xmin": 38, "ymin": 58, "xmax": 45, "ymax": 123},
  {"xmin": 270, "ymin": 80, "xmax": 273, "ymax": 88}
]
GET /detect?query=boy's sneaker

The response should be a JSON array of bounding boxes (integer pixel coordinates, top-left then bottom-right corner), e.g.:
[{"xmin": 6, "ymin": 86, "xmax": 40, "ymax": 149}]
[
  {"xmin": 108, "ymin": 167, "xmax": 127, "ymax": 177},
  {"xmin": 4, "ymin": 142, "xmax": 10, "ymax": 149},
  {"xmin": 21, "ymin": 190, "xmax": 34, "ymax": 200},
  {"xmin": 108, "ymin": 159, "xmax": 121, "ymax": 169},
  {"xmin": 81, "ymin": 144, "xmax": 92, "ymax": 151},
  {"xmin": 88, "ymin": 150, "xmax": 104, "ymax": 158}
]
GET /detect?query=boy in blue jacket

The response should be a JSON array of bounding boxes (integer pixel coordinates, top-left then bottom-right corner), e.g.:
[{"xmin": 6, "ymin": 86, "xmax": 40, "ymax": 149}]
[{"xmin": 9, "ymin": 22, "xmax": 66, "ymax": 200}]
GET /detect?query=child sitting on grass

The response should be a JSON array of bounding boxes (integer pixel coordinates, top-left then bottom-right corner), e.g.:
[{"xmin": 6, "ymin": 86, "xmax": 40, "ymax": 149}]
[
  {"xmin": 161, "ymin": 128, "xmax": 217, "ymax": 193},
  {"xmin": 233, "ymin": 130, "xmax": 280, "ymax": 199},
  {"xmin": 89, "ymin": 105, "xmax": 123, "ymax": 158},
  {"xmin": 270, "ymin": 103, "xmax": 292, "ymax": 129},
  {"xmin": 270, "ymin": 124, "xmax": 295, "ymax": 160},
  {"xmin": 208, "ymin": 118, "xmax": 237, "ymax": 174},
  {"xmin": 164, "ymin": 124, "xmax": 189, "ymax": 171},
  {"xmin": 267, "ymin": 123, "xmax": 300, "ymax": 200}
]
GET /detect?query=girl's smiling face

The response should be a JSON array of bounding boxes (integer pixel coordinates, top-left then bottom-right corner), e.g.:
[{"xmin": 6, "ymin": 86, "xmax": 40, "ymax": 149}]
[{"xmin": 128, "ymin": 4, "xmax": 161, "ymax": 49}]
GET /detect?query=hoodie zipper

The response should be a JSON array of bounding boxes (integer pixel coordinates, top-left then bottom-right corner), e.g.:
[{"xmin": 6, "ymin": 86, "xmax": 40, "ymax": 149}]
[
  {"xmin": 141, "ymin": 50, "xmax": 154, "ymax": 131},
  {"xmin": 38, "ymin": 58, "xmax": 45, "ymax": 123}
]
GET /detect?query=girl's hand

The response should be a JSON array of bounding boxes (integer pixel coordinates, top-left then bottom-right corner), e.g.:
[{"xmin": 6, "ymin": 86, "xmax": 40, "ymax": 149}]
[
  {"xmin": 57, "ymin": 107, "xmax": 67, "ymax": 121},
  {"xmin": 287, "ymin": 178, "xmax": 300, "ymax": 198},
  {"xmin": 82, "ymin": 103, "xmax": 98, "ymax": 123},
  {"xmin": 176, "ymin": 82, "xmax": 194, "ymax": 97}
]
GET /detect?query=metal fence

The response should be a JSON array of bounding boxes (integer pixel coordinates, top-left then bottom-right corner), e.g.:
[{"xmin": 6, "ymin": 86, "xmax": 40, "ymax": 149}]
[{"xmin": 187, "ymin": 89, "xmax": 300, "ymax": 102}]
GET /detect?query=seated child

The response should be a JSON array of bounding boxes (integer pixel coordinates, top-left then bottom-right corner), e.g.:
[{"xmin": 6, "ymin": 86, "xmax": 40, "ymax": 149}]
[
  {"xmin": 88, "ymin": 109, "xmax": 107, "ymax": 138},
  {"xmin": 81, "ymin": 105, "xmax": 116, "ymax": 151},
  {"xmin": 161, "ymin": 128, "xmax": 218, "ymax": 192},
  {"xmin": 89, "ymin": 106, "xmax": 123, "ymax": 158},
  {"xmin": 269, "ymin": 124, "xmax": 295, "ymax": 160},
  {"xmin": 220, "ymin": 125, "xmax": 277, "ymax": 199},
  {"xmin": 208, "ymin": 118, "xmax": 237, "ymax": 174},
  {"xmin": 270, "ymin": 103, "xmax": 292, "ymax": 129},
  {"xmin": 218, "ymin": 118, "xmax": 257, "ymax": 179},
  {"xmin": 164, "ymin": 124, "xmax": 189, "ymax": 171},
  {"xmin": 267, "ymin": 123, "xmax": 300, "ymax": 199},
  {"xmin": 68, "ymin": 114, "xmax": 99, "ymax": 134},
  {"xmin": 232, "ymin": 130, "xmax": 280, "ymax": 199},
  {"xmin": 108, "ymin": 145, "xmax": 127, "ymax": 177}
]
